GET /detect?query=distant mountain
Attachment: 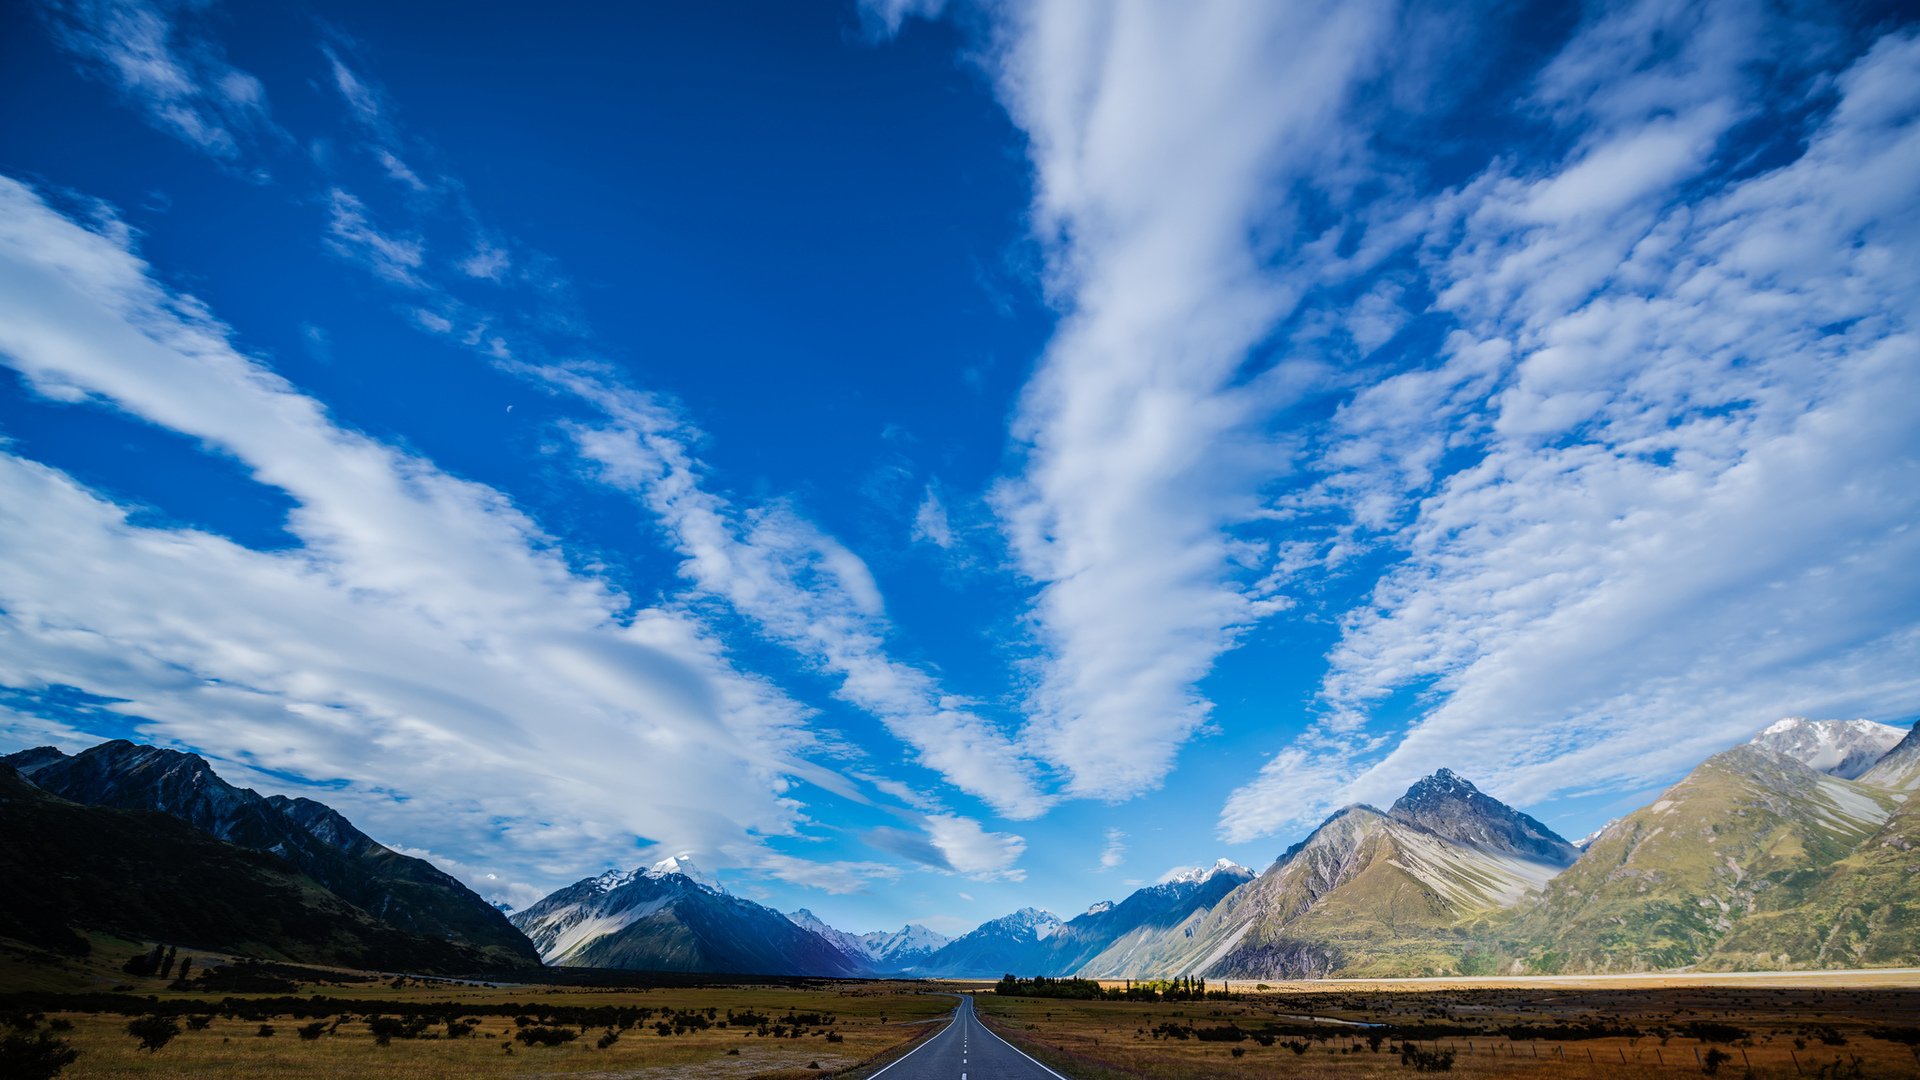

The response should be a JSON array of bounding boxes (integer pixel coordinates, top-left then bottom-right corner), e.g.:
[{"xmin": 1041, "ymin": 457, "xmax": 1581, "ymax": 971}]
[
  {"xmin": 1095, "ymin": 772, "xmax": 1578, "ymax": 980},
  {"xmin": 1067, "ymin": 861, "xmax": 1254, "ymax": 978},
  {"xmin": 1859, "ymin": 721, "xmax": 1920, "ymax": 791},
  {"xmin": 512, "ymin": 858, "xmax": 868, "ymax": 977},
  {"xmin": 910, "ymin": 907, "xmax": 1063, "ymax": 978},
  {"xmin": 861, "ymin": 922, "xmax": 950, "ymax": 968},
  {"xmin": 785, "ymin": 910, "xmax": 948, "ymax": 972},
  {"xmin": 1749, "ymin": 718, "xmax": 1907, "ymax": 779},
  {"xmin": 5, "ymin": 741, "xmax": 538, "ymax": 968},
  {"xmin": 1499, "ymin": 744, "xmax": 1899, "ymax": 972},
  {"xmin": 0, "ymin": 763, "xmax": 503, "ymax": 972}
]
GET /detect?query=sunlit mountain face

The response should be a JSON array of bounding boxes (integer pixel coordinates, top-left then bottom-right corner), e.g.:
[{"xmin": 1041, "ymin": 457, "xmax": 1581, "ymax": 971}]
[{"xmin": 1, "ymin": 0, "xmax": 1916, "ymax": 945}]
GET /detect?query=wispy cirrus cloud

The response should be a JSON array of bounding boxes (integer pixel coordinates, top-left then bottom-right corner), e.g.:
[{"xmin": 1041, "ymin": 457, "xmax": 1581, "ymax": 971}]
[
  {"xmin": 1221, "ymin": 7, "xmax": 1920, "ymax": 840},
  {"xmin": 40, "ymin": 0, "xmax": 282, "ymax": 165},
  {"xmin": 0, "ymin": 175, "xmax": 832, "ymax": 901}
]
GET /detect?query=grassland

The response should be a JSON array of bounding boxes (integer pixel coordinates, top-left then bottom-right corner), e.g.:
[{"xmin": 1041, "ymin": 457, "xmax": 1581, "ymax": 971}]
[
  {"xmin": 0, "ymin": 935, "xmax": 955, "ymax": 1078},
  {"xmin": 976, "ymin": 974, "xmax": 1920, "ymax": 1078},
  {"xmin": 7, "ymin": 936, "xmax": 1919, "ymax": 1078}
]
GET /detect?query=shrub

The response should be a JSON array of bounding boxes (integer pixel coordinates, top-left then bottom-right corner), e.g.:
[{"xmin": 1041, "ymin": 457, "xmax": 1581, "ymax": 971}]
[
  {"xmin": 515, "ymin": 1026, "xmax": 579, "ymax": 1047},
  {"xmin": 1702, "ymin": 1047, "xmax": 1731, "ymax": 1075},
  {"xmin": 296, "ymin": 1022, "xmax": 326, "ymax": 1041},
  {"xmin": 126, "ymin": 1015, "xmax": 180, "ymax": 1053},
  {"xmin": 256, "ymin": 1024, "xmax": 275, "ymax": 1038}
]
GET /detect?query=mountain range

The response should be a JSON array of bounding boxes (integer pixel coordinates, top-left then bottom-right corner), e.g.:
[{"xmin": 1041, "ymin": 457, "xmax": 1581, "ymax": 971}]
[{"xmin": 4, "ymin": 716, "xmax": 1916, "ymax": 981}]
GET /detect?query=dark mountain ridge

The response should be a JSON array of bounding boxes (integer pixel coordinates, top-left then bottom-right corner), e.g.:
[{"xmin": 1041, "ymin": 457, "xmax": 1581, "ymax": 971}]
[{"xmin": 5, "ymin": 741, "xmax": 538, "ymax": 967}]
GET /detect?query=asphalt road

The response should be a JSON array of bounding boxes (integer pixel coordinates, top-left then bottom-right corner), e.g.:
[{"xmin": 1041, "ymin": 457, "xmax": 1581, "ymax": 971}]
[{"xmin": 871, "ymin": 993, "xmax": 1070, "ymax": 1080}]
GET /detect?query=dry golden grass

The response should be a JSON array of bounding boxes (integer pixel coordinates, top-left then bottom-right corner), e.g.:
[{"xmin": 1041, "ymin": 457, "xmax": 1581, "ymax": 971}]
[
  {"xmin": 975, "ymin": 983, "xmax": 1920, "ymax": 1079},
  {"xmin": 1, "ymin": 940, "xmax": 959, "ymax": 1079}
]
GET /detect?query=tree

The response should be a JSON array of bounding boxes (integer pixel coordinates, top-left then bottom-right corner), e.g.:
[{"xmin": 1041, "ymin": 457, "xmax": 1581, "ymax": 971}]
[
  {"xmin": 0, "ymin": 1029, "xmax": 79, "ymax": 1080},
  {"xmin": 158, "ymin": 947, "xmax": 177, "ymax": 980},
  {"xmin": 173, "ymin": 957, "xmax": 193, "ymax": 984},
  {"xmin": 126, "ymin": 1016, "xmax": 180, "ymax": 1053}
]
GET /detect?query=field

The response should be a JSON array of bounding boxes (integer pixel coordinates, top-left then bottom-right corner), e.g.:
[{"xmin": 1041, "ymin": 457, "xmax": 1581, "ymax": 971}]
[
  {"xmin": 0, "ymin": 936, "xmax": 953, "ymax": 1078},
  {"xmin": 6, "ymin": 938, "xmax": 1919, "ymax": 1078},
  {"xmin": 977, "ymin": 973, "xmax": 1920, "ymax": 1078}
]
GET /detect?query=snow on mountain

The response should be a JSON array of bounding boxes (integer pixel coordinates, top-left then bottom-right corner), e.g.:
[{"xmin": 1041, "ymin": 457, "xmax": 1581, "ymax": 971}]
[
  {"xmin": 1573, "ymin": 819, "xmax": 1619, "ymax": 850},
  {"xmin": 1084, "ymin": 900, "xmax": 1114, "ymax": 916},
  {"xmin": 860, "ymin": 922, "xmax": 949, "ymax": 966},
  {"xmin": 1750, "ymin": 718, "xmax": 1906, "ymax": 780},
  {"xmin": 1157, "ymin": 858, "xmax": 1253, "ymax": 886},
  {"xmin": 1861, "ymin": 721, "xmax": 1920, "ymax": 791}
]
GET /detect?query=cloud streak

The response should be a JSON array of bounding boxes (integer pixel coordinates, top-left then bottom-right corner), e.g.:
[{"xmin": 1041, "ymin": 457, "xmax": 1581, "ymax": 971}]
[{"xmin": 1222, "ymin": 8, "xmax": 1920, "ymax": 840}]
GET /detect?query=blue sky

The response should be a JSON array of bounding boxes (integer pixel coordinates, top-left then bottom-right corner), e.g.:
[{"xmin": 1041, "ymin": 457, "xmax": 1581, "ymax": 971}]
[{"xmin": 1, "ymin": 0, "xmax": 1916, "ymax": 936}]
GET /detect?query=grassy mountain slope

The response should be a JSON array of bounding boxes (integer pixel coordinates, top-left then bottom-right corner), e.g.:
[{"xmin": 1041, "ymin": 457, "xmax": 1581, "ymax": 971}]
[
  {"xmin": 1497, "ymin": 745, "xmax": 1898, "ymax": 972},
  {"xmin": 1703, "ymin": 791, "xmax": 1920, "ymax": 970}
]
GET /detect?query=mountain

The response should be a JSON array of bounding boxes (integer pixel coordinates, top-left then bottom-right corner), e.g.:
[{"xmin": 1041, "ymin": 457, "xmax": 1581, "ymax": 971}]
[
  {"xmin": 0, "ymin": 763, "xmax": 505, "ymax": 971},
  {"xmin": 1090, "ymin": 772, "xmax": 1578, "ymax": 980},
  {"xmin": 785, "ymin": 910, "xmax": 949, "ymax": 972},
  {"xmin": 860, "ymin": 922, "xmax": 950, "ymax": 968},
  {"xmin": 1066, "ymin": 861, "xmax": 1254, "ymax": 978},
  {"xmin": 5, "ymin": 741, "xmax": 538, "ymax": 968},
  {"xmin": 511, "ymin": 858, "xmax": 868, "ymax": 976},
  {"xmin": 1390, "ymin": 768, "xmax": 1579, "ymax": 864},
  {"xmin": 910, "ymin": 907, "xmax": 1063, "ymax": 978},
  {"xmin": 1749, "ymin": 718, "xmax": 1907, "ymax": 779},
  {"xmin": 1500, "ymin": 744, "xmax": 1900, "ymax": 972},
  {"xmin": 1703, "ymin": 787, "xmax": 1920, "ymax": 970},
  {"xmin": 1859, "ymin": 721, "xmax": 1920, "ymax": 791}
]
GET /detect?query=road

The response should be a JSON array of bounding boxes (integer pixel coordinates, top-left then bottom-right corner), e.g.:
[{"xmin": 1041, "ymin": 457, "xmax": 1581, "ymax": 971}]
[{"xmin": 870, "ymin": 993, "xmax": 1070, "ymax": 1080}]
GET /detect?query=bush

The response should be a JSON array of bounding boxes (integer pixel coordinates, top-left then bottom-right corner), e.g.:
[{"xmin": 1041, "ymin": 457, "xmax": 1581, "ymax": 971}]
[
  {"xmin": 256, "ymin": 1024, "xmax": 275, "ymax": 1038},
  {"xmin": 296, "ymin": 1022, "xmax": 326, "ymax": 1041},
  {"xmin": 1702, "ymin": 1047, "xmax": 1731, "ymax": 1075},
  {"xmin": 1399, "ymin": 1044, "xmax": 1456, "ymax": 1072},
  {"xmin": 126, "ymin": 1015, "xmax": 180, "ymax": 1053},
  {"xmin": 0, "ymin": 1029, "xmax": 80, "ymax": 1079},
  {"xmin": 515, "ymin": 1026, "xmax": 579, "ymax": 1047}
]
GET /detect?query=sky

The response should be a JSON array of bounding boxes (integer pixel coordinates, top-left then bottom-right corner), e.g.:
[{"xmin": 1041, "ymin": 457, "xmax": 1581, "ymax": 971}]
[{"xmin": 0, "ymin": 0, "xmax": 1916, "ymax": 937}]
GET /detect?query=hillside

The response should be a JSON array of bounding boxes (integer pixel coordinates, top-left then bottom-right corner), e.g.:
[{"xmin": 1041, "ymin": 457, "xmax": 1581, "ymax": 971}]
[
  {"xmin": 0, "ymin": 764, "xmax": 506, "ymax": 972},
  {"xmin": 1498, "ymin": 745, "xmax": 1899, "ymax": 972},
  {"xmin": 6, "ymin": 741, "xmax": 538, "ymax": 968}
]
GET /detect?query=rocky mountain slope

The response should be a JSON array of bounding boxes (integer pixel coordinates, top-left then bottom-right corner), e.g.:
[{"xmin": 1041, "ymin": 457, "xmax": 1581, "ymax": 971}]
[
  {"xmin": 1749, "ymin": 718, "xmax": 1907, "ymax": 779},
  {"xmin": 5, "ymin": 741, "xmax": 538, "ymax": 967},
  {"xmin": 0, "ymin": 763, "xmax": 505, "ymax": 972},
  {"xmin": 1087, "ymin": 771, "xmax": 1578, "ymax": 980},
  {"xmin": 511, "ymin": 858, "xmax": 867, "ymax": 976},
  {"xmin": 1859, "ymin": 720, "xmax": 1920, "ymax": 790}
]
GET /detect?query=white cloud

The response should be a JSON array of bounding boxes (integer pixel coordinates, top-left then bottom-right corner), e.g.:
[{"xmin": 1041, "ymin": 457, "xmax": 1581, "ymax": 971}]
[
  {"xmin": 42, "ymin": 0, "xmax": 283, "ymax": 163},
  {"xmin": 1221, "ymin": 18, "xmax": 1920, "ymax": 840},
  {"xmin": 911, "ymin": 485, "xmax": 955, "ymax": 548},
  {"xmin": 924, "ymin": 813, "xmax": 1027, "ymax": 881},
  {"xmin": 459, "ymin": 239, "xmax": 511, "ymax": 281},
  {"xmin": 573, "ymin": 417, "xmax": 1053, "ymax": 819},
  {"xmin": 981, "ymin": 0, "xmax": 1399, "ymax": 798},
  {"xmin": 324, "ymin": 187, "xmax": 424, "ymax": 286},
  {"xmin": 0, "ymin": 173, "xmax": 854, "ymax": 896},
  {"xmin": 1098, "ymin": 827, "xmax": 1125, "ymax": 870}
]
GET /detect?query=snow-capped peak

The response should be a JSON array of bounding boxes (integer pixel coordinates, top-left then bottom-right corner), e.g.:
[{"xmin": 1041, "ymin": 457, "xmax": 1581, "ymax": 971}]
[
  {"xmin": 592, "ymin": 867, "xmax": 640, "ymax": 892},
  {"xmin": 1085, "ymin": 900, "xmax": 1115, "ymax": 916},
  {"xmin": 646, "ymin": 853, "xmax": 725, "ymax": 892},
  {"xmin": 1157, "ymin": 858, "xmax": 1252, "ymax": 886},
  {"xmin": 1750, "ymin": 717, "xmax": 1906, "ymax": 779}
]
